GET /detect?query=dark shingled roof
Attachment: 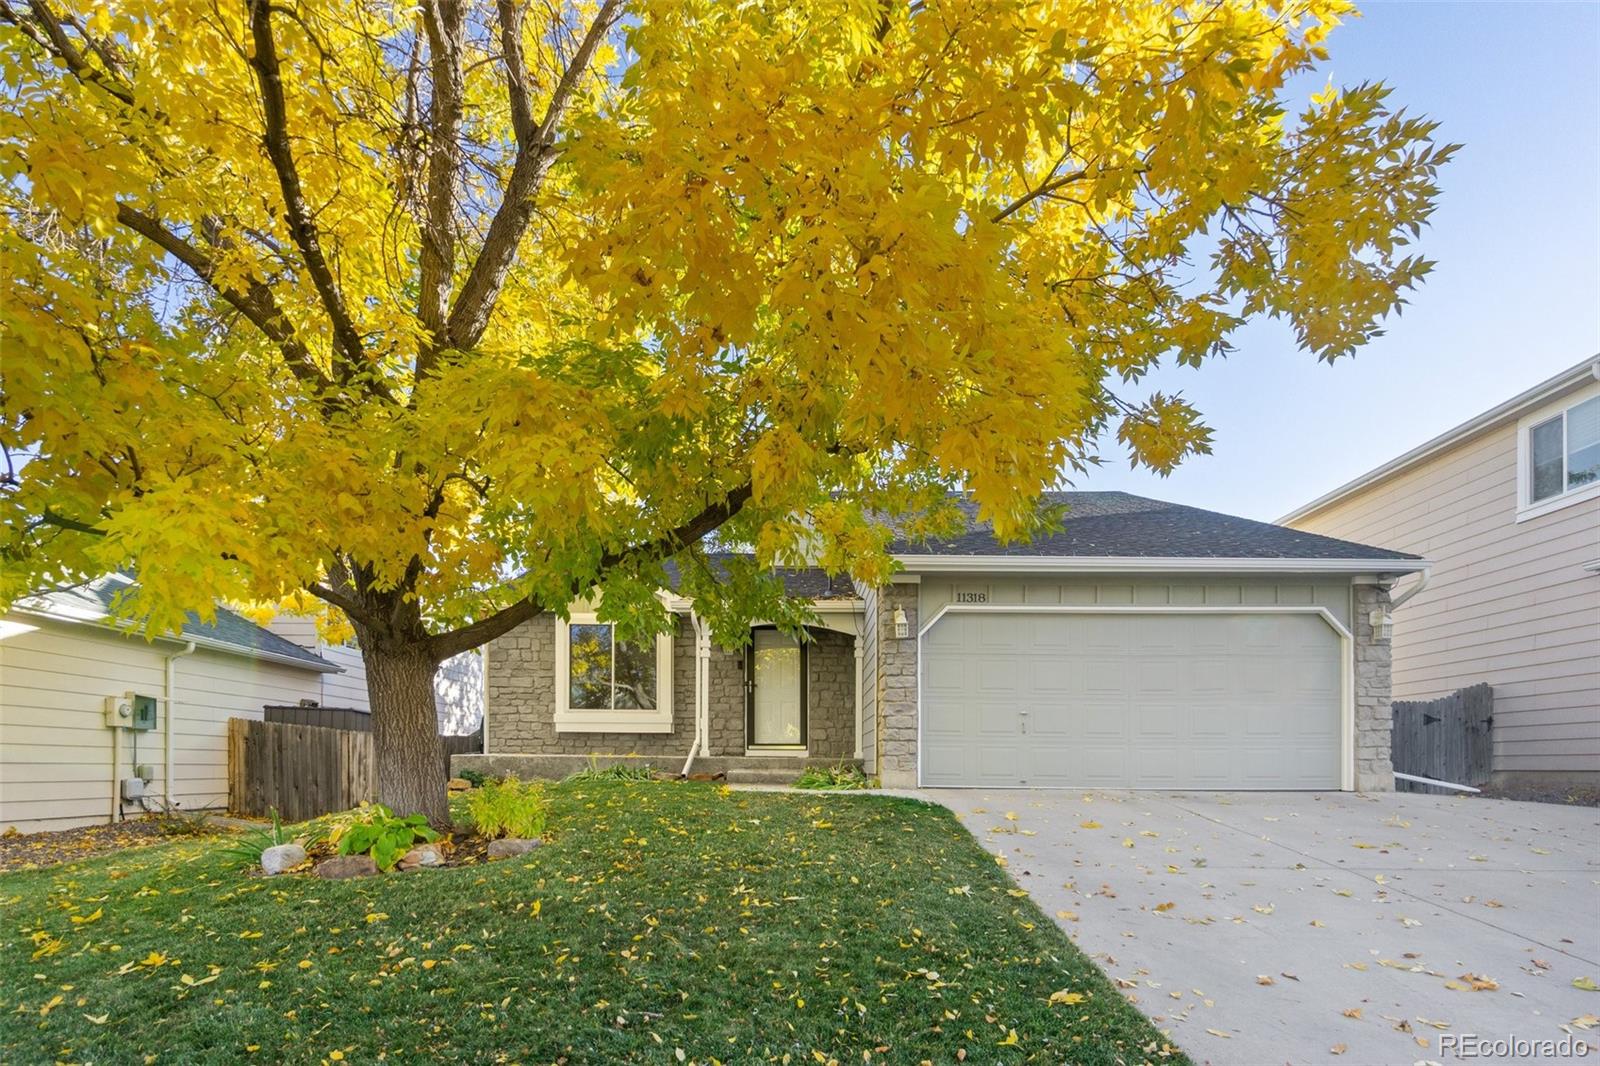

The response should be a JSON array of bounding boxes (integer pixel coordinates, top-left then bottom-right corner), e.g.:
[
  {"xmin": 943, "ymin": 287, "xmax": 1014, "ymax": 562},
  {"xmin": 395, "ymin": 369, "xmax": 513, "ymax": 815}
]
[
  {"xmin": 662, "ymin": 556, "xmax": 859, "ymax": 601},
  {"xmin": 890, "ymin": 491, "xmax": 1421, "ymax": 561},
  {"xmin": 16, "ymin": 575, "xmax": 338, "ymax": 671}
]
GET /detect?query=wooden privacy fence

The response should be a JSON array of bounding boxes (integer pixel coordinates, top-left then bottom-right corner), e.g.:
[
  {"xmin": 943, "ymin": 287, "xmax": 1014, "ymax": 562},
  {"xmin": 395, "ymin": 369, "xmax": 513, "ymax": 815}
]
[
  {"xmin": 229, "ymin": 718, "xmax": 374, "ymax": 821},
  {"xmin": 229, "ymin": 718, "xmax": 482, "ymax": 820},
  {"xmin": 1391, "ymin": 683, "xmax": 1493, "ymax": 794}
]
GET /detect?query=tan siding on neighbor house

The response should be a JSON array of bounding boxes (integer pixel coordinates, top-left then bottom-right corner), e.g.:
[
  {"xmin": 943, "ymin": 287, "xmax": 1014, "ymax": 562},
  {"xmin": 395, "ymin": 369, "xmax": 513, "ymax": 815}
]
[
  {"xmin": 0, "ymin": 616, "xmax": 323, "ymax": 831},
  {"xmin": 1289, "ymin": 420, "xmax": 1600, "ymax": 777}
]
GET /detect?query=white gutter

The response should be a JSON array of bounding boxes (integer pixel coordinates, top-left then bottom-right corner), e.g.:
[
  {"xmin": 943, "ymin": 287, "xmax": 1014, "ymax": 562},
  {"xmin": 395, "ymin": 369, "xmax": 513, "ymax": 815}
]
[
  {"xmin": 1281, "ymin": 356, "xmax": 1600, "ymax": 524},
  {"xmin": 1387, "ymin": 568, "xmax": 1432, "ymax": 611},
  {"xmin": 163, "ymin": 641, "xmax": 197, "ymax": 805},
  {"xmin": 891, "ymin": 555, "xmax": 1429, "ymax": 575}
]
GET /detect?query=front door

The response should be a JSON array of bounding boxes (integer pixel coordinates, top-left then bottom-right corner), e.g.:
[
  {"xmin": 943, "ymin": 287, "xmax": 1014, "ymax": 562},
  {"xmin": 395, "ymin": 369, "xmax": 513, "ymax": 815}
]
[{"xmin": 748, "ymin": 629, "xmax": 806, "ymax": 748}]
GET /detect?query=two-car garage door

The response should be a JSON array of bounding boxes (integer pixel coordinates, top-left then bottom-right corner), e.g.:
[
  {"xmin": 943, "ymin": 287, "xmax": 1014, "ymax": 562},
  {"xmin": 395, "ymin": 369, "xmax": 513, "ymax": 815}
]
[{"xmin": 920, "ymin": 611, "xmax": 1344, "ymax": 789}]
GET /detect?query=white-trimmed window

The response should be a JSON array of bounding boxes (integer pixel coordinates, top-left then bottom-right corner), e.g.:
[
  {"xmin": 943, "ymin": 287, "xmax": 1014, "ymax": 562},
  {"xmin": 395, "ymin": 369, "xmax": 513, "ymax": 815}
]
[
  {"xmin": 553, "ymin": 614, "xmax": 673, "ymax": 733},
  {"xmin": 1518, "ymin": 381, "xmax": 1600, "ymax": 520}
]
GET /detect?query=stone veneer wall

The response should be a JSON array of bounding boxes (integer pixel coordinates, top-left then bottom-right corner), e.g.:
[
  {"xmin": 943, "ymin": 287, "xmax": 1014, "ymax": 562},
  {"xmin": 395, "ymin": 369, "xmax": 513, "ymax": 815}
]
[
  {"xmin": 875, "ymin": 583, "xmax": 920, "ymax": 788},
  {"xmin": 804, "ymin": 629, "xmax": 856, "ymax": 759},
  {"xmin": 486, "ymin": 614, "xmax": 857, "ymax": 759},
  {"xmin": 1353, "ymin": 582, "xmax": 1395, "ymax": 792}
]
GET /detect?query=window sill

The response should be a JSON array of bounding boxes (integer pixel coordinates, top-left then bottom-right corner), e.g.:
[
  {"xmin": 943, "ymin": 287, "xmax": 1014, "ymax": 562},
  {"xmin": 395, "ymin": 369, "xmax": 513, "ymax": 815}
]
[
  {"xmin": 1515, "ymin": 480, "xmax": 1600, "ymax": 523},
  {"xmin": 554, "ymin": 712, "xmax": 674, "ymax": 734}
]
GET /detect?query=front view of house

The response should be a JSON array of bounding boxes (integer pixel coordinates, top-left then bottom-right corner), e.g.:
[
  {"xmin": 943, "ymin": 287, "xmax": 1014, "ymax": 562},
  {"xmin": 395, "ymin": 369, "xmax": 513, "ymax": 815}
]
[{"xmin": 466, "ymin": 492, "xmax": 1426, "ymax": 792}]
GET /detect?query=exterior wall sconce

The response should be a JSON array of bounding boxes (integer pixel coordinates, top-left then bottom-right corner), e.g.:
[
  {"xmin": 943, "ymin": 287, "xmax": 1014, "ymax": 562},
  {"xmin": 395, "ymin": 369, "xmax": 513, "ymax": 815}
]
[
  {"xmin": 892, "ymin": 606, "xmax": 910, "ymax": 639},
  {"xmin": 1369, "ymin": 609, "xmax": 1393, "ymax": 642}
]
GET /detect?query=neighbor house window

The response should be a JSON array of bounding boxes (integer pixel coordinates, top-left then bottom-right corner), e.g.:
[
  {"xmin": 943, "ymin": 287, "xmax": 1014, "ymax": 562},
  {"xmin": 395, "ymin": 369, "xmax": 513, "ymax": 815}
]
[
  {"xmin": 1520, "ymin": 387, "xmax": 1600, "ymax": 517},
  {"xmin": 554, "ymin": 614, "xmax": 673, "ymax": 732}
]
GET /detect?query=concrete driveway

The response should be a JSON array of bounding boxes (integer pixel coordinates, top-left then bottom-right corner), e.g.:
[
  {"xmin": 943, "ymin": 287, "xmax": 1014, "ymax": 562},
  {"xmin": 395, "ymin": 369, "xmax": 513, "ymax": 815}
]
[{"xmin": 928, "ymin": 789, "xmax": 1600, "ymax": 1065}]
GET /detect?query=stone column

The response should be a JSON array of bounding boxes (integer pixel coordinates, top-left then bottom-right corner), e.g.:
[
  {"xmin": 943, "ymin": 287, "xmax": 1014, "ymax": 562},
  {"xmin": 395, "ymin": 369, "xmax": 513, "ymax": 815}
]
[
  {"xmin": 877, "ymin": 583, "xmax": 920, "ymax": 788},
  {"xmin": 1353, "ymin": 582, "xmax": 1395, "ymax": 792}
]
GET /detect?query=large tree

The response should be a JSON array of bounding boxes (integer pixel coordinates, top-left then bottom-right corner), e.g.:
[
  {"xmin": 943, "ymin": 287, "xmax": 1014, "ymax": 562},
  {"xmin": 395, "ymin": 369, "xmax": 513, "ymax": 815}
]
[{"xmin": 0, "ymin": 0, "xmax": 1451, "ymax": 823}]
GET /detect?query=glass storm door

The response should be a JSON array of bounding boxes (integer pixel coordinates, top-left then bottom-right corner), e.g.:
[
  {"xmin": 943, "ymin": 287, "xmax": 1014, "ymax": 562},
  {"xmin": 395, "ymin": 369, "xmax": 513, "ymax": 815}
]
[{"xmin": 748, "ymin": 629, "xmax": 806, "ymax": 747}]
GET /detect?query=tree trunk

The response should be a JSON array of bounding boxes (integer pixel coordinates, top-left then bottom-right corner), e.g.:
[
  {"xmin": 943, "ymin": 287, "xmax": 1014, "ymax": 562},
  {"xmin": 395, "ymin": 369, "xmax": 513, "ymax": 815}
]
[{"xmin": 362, "ymin": 639, "xmax": 450, "ymax": 827}]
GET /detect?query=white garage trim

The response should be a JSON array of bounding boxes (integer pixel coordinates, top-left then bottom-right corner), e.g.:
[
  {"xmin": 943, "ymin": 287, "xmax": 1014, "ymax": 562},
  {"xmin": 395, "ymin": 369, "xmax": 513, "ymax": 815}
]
[{"xmin": 916, "ymin": 605, "xmax": 1356, "ymax": 792}]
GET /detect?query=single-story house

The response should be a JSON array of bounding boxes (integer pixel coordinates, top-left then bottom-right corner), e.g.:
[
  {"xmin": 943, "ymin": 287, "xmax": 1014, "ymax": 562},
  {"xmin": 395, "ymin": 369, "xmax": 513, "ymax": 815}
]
[
  {"xmin": 1282, "ymin": 357, "xmax": 1600, "ymax": 787},
  {"xmin": 463, "ymin": 492, "xmax": 1426, "ymax": 792},
  {"xmin": 0, "ymin": 574, "xmax": 337, "ymax": 832}
]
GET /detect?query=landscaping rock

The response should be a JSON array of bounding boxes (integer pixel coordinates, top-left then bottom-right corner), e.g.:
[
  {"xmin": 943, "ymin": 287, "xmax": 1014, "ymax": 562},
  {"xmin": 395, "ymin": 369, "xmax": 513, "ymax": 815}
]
[
  {"xmin": 447, "ymin": 777, "xmax": 471, "ymax": 792},
  {"xmin": 259, "ymin": 843, "xmax": 307, "ymax": 875},
  {"xmin": 398, "ymin": 844, "xmax": 445, "ymax": 871},
  {"xmin": 486, "ymin": 838, "xmax": 542, "ymax": 860},
  {"xmin": 314, "ymin": 854, "xmax": 379, "ymax": 879}
]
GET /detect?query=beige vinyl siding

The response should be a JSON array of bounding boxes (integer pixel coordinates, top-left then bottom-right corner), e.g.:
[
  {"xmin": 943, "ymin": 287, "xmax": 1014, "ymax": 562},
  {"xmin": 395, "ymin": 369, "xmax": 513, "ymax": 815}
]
[
  {"xmin": 0, "ymin": 615, "xmax": 322, "ymax": 832},
  {"xmin": 317, "ymin": 643, "xmax": 370, "ymax": 708},
  {"xmin": 1289, "ymin": 419, "xmax": 1600, "ymax": 777}
]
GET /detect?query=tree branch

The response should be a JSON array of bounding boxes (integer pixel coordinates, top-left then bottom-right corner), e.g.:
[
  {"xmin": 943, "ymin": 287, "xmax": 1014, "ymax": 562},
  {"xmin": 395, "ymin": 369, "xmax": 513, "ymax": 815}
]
[
  {"xmin": 991, "ymin": 167, "xmax": 1088, "ymax": 223},
  {"xmin": 444, "ymin": 0, "xmax": 622, "ymax": 350},
  {"xmin": 496, "ymin": 0, "xmax": 535, "ymax": 149},
  {"xmin": 2, "ymin": 0, "xmax": 135, "ymax": 106},
  {"xmin": 415, "ymin": 0, "xmax": 464, "ymax": 370},
  {"xmin": 244, "ymin": 0, "xmax": 368, "ymax": 381},
  {"xmin": 427, "ymin": 480, "xmax": 753, "ymax": 660},
  {"xmin": 115, "ymin": 204, "xmax": 334, "ymax": 392}
]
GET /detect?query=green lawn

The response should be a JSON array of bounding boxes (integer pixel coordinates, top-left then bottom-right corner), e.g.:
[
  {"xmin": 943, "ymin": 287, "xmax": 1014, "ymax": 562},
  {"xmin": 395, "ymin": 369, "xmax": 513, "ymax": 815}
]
[{"xmin": 1, "ymin": 782, "xmax": 1184, "ymax": 1064}]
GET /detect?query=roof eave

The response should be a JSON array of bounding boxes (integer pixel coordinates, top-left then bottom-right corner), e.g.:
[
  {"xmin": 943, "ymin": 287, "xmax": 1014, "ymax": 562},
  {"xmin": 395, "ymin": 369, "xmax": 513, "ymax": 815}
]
[
  {"xmin": 1280, "ymin": 356, "xmax": 1600, "ymax": 524},
  {"xmin": 9, "ymin": 606, "xmax": 342, "ymax": 673},
  {"xmin": 892, "ymin": 554, "xmax": 1429, "ymax": 575}
]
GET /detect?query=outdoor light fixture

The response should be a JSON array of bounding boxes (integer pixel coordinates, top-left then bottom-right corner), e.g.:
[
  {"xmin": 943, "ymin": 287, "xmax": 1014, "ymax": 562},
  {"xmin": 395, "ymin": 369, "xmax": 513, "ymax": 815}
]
[
  {"xmin": 1369, "ymin": 609, "xmax": 1393, "ymax": 642},
  {"xmin": 892, "ymin": 606, "xmax": 910, "ymax": 639}
]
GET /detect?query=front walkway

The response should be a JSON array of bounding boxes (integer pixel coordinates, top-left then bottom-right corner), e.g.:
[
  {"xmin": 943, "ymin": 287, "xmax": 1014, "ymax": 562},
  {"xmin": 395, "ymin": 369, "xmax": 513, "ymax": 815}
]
[{"xmin": 923, "ymin": 788, "xmax": 1600, "ymax": 1065}]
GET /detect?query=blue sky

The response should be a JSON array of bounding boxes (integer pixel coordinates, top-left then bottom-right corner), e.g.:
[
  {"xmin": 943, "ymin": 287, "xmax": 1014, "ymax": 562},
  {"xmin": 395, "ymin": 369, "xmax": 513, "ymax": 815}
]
[{"xmin": 1078, "ymin": 0, "xmax": 1600, "ymax": 521}]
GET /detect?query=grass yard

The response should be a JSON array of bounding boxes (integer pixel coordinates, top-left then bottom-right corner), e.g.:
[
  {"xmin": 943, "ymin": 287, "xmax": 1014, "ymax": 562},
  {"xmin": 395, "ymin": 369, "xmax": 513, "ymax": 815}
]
[{"xmin": 0, "ymin": 782, "xmax": 1184, "ymax": 1065}]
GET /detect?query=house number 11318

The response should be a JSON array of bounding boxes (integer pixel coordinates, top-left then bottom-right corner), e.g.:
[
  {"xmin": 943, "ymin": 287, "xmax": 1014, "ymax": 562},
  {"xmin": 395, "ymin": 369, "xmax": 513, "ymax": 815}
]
[{"xmin": 955, "ymin": 591, "xmax": 989, "ymax": 603}]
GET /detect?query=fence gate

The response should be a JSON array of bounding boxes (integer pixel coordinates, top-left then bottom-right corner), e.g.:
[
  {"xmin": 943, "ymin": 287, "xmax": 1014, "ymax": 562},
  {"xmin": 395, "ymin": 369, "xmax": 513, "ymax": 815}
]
[{"xmin": 1391, "ymin": 683, "xmax": 1493, "ymax": 794}]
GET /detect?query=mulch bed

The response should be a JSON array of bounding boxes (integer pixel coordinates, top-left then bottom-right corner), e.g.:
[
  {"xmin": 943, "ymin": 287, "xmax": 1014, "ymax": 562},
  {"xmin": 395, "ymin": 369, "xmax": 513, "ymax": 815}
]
[
  {"xmin": 1472, "ymin": 784, "xmax": 1600, "ymax": 808},
  {"xmin": 0, "ymin": 819, "xmax": 214, "ymax": 873}
]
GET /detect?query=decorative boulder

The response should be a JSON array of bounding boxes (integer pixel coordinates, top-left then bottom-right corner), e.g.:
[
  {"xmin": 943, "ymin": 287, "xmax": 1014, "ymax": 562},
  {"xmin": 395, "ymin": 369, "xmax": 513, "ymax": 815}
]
[
  {"xmin": 314, "ymin": 854, "xmax": 379, "ymax": 879},
  {"xmin": 447, "ymin": 778, "xmax": 471, "ymax": 792},
  {"xmin": 398, "ymin": 844, "xmax": 445, "ymax": 871},
  {"xmin": 486, "ymin": 838, "xmax": 542, "ymax": 860},
  {"xmin": 260, "ymin": 843, "xmax": 307, "ymax": 875}
]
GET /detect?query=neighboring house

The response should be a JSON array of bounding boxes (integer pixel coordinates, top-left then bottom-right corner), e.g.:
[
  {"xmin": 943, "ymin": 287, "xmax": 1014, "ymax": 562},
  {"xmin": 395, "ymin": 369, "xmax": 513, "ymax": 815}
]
[
  {"xmin": 0, "ymin": 574, "xmax": 337, "ymax": 832},
  {"xmin": 263, "ymin": 615, "xmax": 485, "ymax": 736},
  {"xmin": 468, "ymin": 492, "xmax": 1423, "ymax": 793},
  {"xmin": 1282, "ymin": 358, "xmax": 1600, "ymax": 787}
]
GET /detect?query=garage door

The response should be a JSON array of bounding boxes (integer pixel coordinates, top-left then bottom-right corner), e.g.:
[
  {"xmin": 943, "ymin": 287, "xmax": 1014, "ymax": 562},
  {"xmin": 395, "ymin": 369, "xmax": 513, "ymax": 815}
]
[{"xmin": 920, "ymin": 611, "xmax": 1343, "ymax": 789}]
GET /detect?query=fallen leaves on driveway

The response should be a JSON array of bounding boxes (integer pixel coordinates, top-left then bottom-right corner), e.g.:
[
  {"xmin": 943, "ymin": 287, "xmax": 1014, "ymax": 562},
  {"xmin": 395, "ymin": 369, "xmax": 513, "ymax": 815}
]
[{"xmin": 1574, "ymin": 976, "xmax": 1599, "ymax": 992}]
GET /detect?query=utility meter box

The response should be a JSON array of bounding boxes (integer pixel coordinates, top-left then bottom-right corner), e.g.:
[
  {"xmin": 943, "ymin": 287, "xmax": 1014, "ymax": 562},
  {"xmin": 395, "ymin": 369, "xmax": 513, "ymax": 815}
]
[{"xmin": 105, "ymin": 693, "xmax": 159, "ymax": 731}]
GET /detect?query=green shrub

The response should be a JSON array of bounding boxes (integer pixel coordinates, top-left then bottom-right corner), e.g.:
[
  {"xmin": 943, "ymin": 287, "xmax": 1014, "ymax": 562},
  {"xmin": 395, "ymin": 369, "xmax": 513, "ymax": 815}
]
[
  {"xmin": 564, "ymin": 756, "xmax": 657, "ymax": 783},
  {"xmin": 466, "ymin": 776, "xmax": 548, "ymax": 839},
  {"xmin": 333, "ymin": 804, "xmax": 440, "ymax": 871},
  {"xmin": 793, "ymin": 762, "xmax": 873, "ymax": 791},
  {"xmin": 458, "ymin": 768, "xmax": 487, "ymax": 789}
]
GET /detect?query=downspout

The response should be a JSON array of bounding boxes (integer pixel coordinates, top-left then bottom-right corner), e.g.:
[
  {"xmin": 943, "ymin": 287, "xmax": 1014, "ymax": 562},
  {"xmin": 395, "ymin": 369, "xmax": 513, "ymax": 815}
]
[
  {"xmin": 1387, "ymin": 567, "xmax": 1431, "ymax": 611},
  {"xmin": 163, "ymin": 641, "xmax": 197, "ymax": 806},
  {"xmin": 681, "ymin": 615, "xmax": 708, "ymax": 778}
]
